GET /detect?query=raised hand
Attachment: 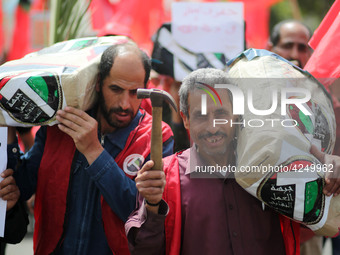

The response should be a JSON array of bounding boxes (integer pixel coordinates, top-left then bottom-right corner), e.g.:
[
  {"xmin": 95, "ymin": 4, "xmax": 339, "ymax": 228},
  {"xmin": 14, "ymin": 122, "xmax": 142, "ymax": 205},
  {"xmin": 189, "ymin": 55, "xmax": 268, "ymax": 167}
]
[
  {"xmin": 56, "ymin": 106, "xmax": 104, "ymax": 164},
  {"xmin": 310, "ymin": 144, "xmax": 340, "ymax": 196},
  {"xmin": 0, "ymin": 169, "xmax": 20, "ymax": 211},
  {"xmin": 135, "ymin": 160, "xmax": 166, "ymax": 213}
]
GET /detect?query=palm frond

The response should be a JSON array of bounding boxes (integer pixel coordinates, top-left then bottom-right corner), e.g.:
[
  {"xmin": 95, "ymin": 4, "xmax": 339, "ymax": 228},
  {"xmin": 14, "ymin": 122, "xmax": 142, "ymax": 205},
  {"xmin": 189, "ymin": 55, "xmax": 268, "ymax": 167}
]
[{"xmin": 49, "ymin": 0, "xmax": 92, "ymax": 45}]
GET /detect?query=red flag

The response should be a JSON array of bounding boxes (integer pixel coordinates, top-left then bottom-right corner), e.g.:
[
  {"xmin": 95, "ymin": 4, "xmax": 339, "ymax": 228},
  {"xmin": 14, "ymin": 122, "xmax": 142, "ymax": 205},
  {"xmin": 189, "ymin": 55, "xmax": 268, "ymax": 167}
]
[
  {"xmin": 94, "ymin": 0, "xmax": 282, "ymax": 52},
  {"xmin": 90, "ymin": 0, "xmax": 116, "ymax": 31},
  {"xmin": 243, "ymin": 5, "xmax": 271, "ymax": 49},
  {"xmin": 309, "ymin": 0, "xmax": 340, "ymax": 50},
  {"xmin": 304, "ymin": 0, "xmax": 340, "ymax": 89},
  {"xmin": 98, "ymin": 0, "xmax": 167, "ymax": 53},
  {"xmin": 304, "ymin": 0, "xmax": 340, "ymax": 155},
  {"xmin": 7, "ymin": 4, "xmax": 31, "ymax": 60}
]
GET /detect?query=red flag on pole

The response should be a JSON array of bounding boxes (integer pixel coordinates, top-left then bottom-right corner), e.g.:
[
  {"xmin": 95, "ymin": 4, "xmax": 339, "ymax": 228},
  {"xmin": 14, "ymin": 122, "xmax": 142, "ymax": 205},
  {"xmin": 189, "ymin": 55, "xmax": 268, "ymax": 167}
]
[
  {"xmin": 304, "ymin": 0, "xmax": 340, "ymax": 155},
  {"xmin": 308, "ymin": 0, "xmax": 340, "ymax": 50},
  {"xmin": 304, "ymin": 0, "xmax": 340, "ymax": 89}
]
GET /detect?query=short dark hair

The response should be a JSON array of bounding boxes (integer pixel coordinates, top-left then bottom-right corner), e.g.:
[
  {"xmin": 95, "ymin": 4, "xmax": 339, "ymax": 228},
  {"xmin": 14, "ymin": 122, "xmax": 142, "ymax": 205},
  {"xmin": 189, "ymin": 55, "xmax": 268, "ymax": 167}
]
[
  {"xmin": 179, "ymin": 68, "xmax": 232, "ymax": 117},
  {"xmin": 98, "ymin": 42, "xmax": 151, "ymax": 87},
  {"xmin": 270, "ymin": 20, "xmax": 313, "ymax": 46}
]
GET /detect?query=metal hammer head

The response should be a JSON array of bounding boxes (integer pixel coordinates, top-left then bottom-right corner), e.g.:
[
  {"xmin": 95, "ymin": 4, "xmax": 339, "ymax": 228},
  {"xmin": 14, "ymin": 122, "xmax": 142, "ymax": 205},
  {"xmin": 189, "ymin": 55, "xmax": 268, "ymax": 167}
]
[{"xmin": 137, "ymin": 88, "xmax": 178, "ymax": 112}]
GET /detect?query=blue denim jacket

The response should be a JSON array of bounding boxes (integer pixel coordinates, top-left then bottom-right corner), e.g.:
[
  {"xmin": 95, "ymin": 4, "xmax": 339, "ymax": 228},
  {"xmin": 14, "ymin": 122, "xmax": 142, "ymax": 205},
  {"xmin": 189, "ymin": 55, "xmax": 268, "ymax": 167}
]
[{"xmin": 10, "ymin": 111, "xmax": 174, "ymax": 254}]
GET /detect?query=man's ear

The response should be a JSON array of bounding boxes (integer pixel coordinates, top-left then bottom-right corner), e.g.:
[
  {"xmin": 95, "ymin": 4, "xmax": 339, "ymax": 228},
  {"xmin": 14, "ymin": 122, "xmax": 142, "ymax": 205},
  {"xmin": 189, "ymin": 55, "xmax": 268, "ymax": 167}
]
[
  {"xmin": 266, "ymin": 40, "xmax": 274, "ymax": 51},
  {"xmin": 180, "ymin": 111, "xmax": 190, "ymax": 130}
]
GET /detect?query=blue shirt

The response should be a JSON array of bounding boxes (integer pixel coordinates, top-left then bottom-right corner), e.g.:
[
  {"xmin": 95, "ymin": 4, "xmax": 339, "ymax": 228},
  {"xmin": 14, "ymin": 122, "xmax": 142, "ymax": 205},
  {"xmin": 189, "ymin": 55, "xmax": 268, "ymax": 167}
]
[{"xmin": 11, "ymin": 110, "xmax": 174, "ymax": 255}]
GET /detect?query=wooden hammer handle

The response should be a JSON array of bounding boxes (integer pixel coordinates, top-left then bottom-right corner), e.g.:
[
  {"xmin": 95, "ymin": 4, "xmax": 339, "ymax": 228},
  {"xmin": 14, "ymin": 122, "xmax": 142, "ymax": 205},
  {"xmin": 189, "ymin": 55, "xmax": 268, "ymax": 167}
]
[{"xmin": 151, "ymin": 106, "xmax": 163, "ymax": 170}]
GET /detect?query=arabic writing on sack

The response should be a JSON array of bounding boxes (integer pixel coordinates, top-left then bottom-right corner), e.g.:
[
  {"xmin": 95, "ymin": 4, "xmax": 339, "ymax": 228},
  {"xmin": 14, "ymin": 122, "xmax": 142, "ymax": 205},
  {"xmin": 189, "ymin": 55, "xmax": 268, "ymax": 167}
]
[
  {"xmin": 268, "ymin": 184, "xmax": 294, "ymax": 210},
  {"xmin": 5, "ymin": 90, "xmax": 45, "ymax": 123}
]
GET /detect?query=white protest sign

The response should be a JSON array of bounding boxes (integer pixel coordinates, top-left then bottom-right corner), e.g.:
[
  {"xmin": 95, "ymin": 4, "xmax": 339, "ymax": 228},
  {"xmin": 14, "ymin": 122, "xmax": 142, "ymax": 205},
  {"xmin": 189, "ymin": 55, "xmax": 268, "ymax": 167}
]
[
  {"xmin": 172, "ymin": 2, "xmax": 244, "ymax": 58},
  {"xmin": 0, "ymin": 127, "xmax": 8, "ymax": 237}
]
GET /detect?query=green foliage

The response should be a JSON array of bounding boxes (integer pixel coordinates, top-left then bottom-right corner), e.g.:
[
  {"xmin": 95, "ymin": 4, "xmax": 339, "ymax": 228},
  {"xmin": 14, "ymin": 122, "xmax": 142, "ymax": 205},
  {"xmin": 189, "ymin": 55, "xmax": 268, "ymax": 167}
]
[
  {"xmin": 49, "ymin": 0, "xmax": 91, "ymax": 45},
  {"xmin": 19, "ymin": 0, "xmax": 31, "ymax": 11},
  {"xmin": 270, "ymin": 1, "xmax": 293, "ymax": 28},
  {"xmin": 270, "ymin": 0, "xmax": 335, "ymax": 32}
]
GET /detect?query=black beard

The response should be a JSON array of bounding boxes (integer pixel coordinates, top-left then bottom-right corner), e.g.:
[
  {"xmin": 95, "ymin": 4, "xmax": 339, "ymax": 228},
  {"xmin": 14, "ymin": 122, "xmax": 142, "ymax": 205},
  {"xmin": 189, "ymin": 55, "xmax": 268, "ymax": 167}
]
[{"xmin": 98, "ymin": 89, "xmax": 134, "ymax": 129}]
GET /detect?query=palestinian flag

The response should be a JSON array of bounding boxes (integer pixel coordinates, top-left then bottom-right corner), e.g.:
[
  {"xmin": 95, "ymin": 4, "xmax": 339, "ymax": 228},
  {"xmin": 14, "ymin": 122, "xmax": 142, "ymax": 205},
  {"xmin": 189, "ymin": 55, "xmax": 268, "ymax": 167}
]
[{"xmin": 0, "ymin": 71, "xmax": 62, "ymax": 125}]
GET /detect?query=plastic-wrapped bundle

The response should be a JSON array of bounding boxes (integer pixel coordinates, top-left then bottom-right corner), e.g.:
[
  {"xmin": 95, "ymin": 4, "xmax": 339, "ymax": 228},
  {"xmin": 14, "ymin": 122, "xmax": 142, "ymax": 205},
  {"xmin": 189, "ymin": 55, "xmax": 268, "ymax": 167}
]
[
  {"xmin": 228, "ymin": 49, "xmax": 338, "ymax": 236},
  {"xmin": 0, "ymin": 36, "xmax": 131, "ymax": 127}
]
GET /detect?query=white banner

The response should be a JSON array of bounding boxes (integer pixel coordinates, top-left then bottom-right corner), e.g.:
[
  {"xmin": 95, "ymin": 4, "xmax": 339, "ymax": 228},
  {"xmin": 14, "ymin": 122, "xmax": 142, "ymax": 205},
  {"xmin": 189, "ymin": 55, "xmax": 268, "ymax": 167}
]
[
  {"xmin": 172, "ymin": 2, "xmax": 244, "ymax": 58},
  {"xmin": 0, "ymin": 127, "xmax": 8, "ymax": 237}
]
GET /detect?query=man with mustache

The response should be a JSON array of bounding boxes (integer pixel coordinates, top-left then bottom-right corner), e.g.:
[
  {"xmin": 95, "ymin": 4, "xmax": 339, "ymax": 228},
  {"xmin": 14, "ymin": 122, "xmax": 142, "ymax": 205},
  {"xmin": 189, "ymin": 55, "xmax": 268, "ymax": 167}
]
[
  {"xmin": 125, "ymin": 68, "xmax": 301, "ymax": 255},
  {"xmin": 267, "ymin": 20, "xmax": 313, "ymax": 68},
  {"xmin": 7, "ymin": 42, "xmax": 174, "ymax": 255}
]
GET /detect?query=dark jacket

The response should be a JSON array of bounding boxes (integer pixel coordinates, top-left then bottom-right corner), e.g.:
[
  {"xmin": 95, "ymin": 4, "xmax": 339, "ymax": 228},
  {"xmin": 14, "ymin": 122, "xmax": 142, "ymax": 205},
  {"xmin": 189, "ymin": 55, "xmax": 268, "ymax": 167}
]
[{"xmin": 0, "ymin": 200, "xmax": 29, "ymax": 254}]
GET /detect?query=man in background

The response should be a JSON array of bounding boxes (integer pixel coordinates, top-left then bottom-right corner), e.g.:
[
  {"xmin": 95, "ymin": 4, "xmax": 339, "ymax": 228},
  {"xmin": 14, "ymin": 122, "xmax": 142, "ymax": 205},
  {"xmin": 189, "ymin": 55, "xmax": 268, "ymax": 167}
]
[{"xmin": 267, "ymin": 19, "xmax": 313, "ymax": 68}]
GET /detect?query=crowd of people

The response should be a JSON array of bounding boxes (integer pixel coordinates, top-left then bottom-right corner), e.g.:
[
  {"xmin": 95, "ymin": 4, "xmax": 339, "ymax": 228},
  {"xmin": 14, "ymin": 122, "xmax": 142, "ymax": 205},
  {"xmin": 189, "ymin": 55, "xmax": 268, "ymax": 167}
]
[{"xmin": 0, "ymin": 8, "xmax": 339, "ymax": 255}]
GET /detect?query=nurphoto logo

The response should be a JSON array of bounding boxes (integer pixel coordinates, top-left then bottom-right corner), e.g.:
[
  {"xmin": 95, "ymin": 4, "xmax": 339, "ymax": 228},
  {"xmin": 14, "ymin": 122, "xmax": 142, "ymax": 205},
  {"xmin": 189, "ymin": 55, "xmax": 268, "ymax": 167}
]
[
  {"xmin": 200, "ymin": 84, "xmax": 311, "ymax": 116},
  {"xmin": 198, "ymin": 82, "xmax": 312, "ymax": 128}
]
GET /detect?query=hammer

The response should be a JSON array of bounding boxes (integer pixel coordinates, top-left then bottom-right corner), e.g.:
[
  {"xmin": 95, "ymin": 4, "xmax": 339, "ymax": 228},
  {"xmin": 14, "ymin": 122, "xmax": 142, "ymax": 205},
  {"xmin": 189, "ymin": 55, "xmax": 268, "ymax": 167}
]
[{"xmin": 137, "ymin": 88, "xmax": 177, "ymax": 170}]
